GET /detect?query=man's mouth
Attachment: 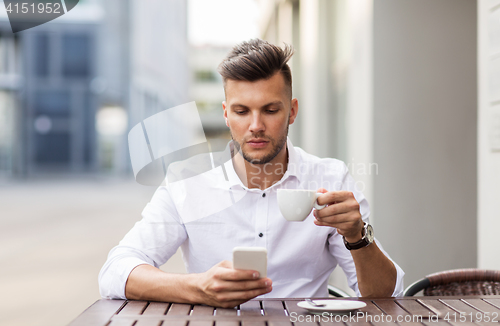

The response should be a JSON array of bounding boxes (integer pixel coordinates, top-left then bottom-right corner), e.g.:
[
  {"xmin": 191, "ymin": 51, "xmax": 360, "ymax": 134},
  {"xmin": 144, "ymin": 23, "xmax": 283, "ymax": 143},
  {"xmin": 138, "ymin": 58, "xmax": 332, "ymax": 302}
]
[{"xmin": 247, "ymin": 138, "xmax": 269, "ymax": 148}]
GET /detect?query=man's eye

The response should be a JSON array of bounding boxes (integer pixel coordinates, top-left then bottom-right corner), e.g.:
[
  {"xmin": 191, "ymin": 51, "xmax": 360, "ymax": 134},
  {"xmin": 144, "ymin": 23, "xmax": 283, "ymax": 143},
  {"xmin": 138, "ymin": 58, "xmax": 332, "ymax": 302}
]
[
  {"xmin": 266, "ymin": 110, "xmax": 278, "ymax": 114},
  {"xmin": 235, "ymin": 111, "xmax": 247, "ymax": 115}
]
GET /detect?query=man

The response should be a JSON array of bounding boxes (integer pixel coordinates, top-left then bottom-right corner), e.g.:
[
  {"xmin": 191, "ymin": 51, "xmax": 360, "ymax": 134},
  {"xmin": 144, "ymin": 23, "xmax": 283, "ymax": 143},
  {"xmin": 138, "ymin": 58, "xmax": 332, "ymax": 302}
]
[{"xmin": 99, "ymin": 39, "xmax": 404, "ymax": 308}]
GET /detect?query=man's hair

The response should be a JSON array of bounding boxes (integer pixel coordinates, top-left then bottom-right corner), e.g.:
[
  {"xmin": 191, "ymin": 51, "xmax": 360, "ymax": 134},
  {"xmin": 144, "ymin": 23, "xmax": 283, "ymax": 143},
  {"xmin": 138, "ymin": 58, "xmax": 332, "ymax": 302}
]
[{"xmin": 218, "ymin": 39, "xmax": 294, "ymax": 98}]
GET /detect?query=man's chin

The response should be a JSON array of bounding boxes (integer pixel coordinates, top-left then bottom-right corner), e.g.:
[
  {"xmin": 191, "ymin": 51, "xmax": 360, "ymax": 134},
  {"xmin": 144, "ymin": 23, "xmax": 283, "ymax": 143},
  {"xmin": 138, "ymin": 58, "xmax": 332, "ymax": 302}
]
[
  {"xmin": 241, "ymin": 150, "xmax": 279, "ymax": 165},
  {"xmin": 242, "ymin": 154, "xmax": 267, "ymax": 164}
]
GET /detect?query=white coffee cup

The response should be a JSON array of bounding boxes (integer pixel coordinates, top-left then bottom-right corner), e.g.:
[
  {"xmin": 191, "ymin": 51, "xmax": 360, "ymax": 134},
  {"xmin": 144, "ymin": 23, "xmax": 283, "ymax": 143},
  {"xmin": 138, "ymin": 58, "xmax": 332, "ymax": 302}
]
[{"xmin": 277, "ymin": 189, "xmax": 326, "ymax": 221}]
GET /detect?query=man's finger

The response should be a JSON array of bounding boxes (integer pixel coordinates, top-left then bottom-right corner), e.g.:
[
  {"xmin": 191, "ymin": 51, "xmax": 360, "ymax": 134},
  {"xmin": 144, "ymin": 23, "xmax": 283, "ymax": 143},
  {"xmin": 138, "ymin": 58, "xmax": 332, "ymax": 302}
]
[
  {"xmin": 215, "ymin": 285, "xmax": 272, "ymax": 303},
  {"xmin": 314, "ymin": 215, "xmax": 357, "ymax": 228},
  {"xmin": 214, "ymin": 278, "xmax": 271, "ymax": 292},
  {"xmin": 316, "ymin": 191, "xmax": 353, "ymax": 206},
  {"xmin": 315, "ymin": 201, "xmax": 356, "ymax": 218},
  {"xmin": 218, "ymin": 267, "xmax": 262, "ymax": 281}
]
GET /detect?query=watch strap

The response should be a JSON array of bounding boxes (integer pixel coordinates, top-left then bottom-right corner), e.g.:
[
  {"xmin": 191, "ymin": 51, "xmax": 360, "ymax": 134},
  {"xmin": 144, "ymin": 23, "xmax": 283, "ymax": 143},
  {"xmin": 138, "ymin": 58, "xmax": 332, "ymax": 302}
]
[{"xmin": 343, "ymin": 224, "xmax": 371, "ymax": 250}]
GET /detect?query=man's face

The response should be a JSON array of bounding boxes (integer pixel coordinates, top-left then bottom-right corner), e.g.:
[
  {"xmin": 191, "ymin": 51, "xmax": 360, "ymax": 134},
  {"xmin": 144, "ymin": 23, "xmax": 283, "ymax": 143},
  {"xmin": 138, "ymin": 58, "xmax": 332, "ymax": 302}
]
[{"xmin": 223, "ymin": 73, "xmax": 298, "ymax": 164}]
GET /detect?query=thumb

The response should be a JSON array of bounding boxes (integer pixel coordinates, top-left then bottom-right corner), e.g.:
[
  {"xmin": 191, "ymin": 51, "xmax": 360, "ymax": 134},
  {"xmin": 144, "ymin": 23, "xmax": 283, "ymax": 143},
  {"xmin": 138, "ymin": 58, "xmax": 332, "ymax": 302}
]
[{"xmin": 317, "ymin": 188, "xmax": 328, "ymax": 194}]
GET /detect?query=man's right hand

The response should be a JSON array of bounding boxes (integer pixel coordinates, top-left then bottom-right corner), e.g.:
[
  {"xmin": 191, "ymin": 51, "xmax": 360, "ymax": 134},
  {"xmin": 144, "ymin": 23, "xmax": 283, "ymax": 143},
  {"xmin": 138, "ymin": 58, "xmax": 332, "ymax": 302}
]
[{"xmin": 195, "ymin": 260, "xmax": 272, "ymax": 308}]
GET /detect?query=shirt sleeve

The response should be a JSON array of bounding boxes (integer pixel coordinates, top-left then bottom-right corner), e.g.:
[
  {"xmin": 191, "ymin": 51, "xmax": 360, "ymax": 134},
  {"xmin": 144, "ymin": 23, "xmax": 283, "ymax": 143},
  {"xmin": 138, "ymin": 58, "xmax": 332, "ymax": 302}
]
[
  {"xmin": 98, "ymin": 185, "xmax": 188, "ymax": 299},
  {"xmin": 328, "ymin": 163, "xmax": 405, "ymax": 297}
]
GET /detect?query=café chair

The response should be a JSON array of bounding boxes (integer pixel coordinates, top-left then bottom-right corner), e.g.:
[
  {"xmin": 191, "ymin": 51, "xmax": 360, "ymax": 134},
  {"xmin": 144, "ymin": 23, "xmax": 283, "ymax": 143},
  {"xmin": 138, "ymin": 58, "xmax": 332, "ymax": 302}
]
[
  {"xmin": 328, "ymin": 284, "xmax": 351, "ymax": 297},
  {"xmin": 403, "ymin": 268, "xmax": 500, "ymax": 296}
]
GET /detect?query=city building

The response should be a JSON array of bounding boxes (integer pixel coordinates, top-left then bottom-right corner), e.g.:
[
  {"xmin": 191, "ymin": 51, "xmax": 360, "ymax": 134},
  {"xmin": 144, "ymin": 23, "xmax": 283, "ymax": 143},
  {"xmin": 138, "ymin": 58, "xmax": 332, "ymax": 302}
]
[
  {"xmin": 0, "ymin": 0, "xmax": 190, "ymax": 176},
  {"xmin": 0, "ymin": 0, "xmax": 105, "ymax": 175}
]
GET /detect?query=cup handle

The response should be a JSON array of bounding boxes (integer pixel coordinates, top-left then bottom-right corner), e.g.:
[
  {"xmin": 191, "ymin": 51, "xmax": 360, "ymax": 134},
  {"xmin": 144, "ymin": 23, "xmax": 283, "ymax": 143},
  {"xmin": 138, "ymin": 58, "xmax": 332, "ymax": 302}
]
[{"xmin": 314, "ymin": 193, "xmax": 326, "ymax": 210}]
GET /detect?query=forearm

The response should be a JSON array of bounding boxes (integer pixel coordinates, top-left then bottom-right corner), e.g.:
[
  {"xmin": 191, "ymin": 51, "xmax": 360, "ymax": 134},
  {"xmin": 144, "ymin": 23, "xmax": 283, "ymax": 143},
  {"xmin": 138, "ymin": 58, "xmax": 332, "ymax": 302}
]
[
  {"xmin": 349, "ymin": 242, "xmax": 397, "ymax": 297},
  {"xmin": 125, "ymin": 264, "xmax": 201, "ymax": 304}
]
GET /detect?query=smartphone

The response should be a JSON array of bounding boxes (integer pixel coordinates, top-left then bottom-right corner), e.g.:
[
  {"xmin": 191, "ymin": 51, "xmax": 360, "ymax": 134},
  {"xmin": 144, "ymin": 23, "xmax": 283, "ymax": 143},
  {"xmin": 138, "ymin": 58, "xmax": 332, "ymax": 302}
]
[{"xmin": 232, "ymin": 247, "xmax": 267, "ymax": 278}]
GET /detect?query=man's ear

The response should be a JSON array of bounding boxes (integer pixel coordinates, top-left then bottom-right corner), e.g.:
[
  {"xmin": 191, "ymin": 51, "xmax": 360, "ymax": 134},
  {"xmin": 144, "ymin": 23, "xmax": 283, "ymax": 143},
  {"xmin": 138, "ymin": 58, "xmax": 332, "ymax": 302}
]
[
  {"xmin": 222, "ymin": 101, "xmax": 229, "ymax": 127},
  {"xmin": 289, "ymin": 98, "xmax": 298, "ymax": 125}
]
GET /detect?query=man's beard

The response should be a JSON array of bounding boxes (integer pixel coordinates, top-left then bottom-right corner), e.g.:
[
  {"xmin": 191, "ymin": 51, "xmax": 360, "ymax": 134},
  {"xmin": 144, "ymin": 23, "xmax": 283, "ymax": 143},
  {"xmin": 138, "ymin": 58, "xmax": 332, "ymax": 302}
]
[{"xmin": 231, "ymin": 124, "xmax": 289, "ymax": 165}]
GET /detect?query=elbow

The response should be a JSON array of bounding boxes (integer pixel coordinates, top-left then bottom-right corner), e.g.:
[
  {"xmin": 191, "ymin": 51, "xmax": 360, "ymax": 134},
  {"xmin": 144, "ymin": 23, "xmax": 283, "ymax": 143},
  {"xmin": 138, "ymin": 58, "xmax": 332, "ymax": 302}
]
[{"xmin": 98, "ymin": 265, "xmax": 123, "ymax": 300}]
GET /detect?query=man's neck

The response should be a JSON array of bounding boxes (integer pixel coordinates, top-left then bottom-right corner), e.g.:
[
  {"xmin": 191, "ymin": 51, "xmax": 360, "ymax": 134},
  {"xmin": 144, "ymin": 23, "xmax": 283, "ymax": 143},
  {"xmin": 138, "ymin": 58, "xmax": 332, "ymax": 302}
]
[{"xmin": 232, "ymin": 146, "xmax": 288, "ymax": 190}]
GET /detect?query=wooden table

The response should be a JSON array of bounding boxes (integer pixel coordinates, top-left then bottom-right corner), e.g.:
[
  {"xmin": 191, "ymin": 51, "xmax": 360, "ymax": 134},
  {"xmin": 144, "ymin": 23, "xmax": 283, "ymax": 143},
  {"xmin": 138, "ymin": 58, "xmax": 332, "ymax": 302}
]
[{"xmin": 68, "ymin": 296, "xmax": 500, "ymax": 326}]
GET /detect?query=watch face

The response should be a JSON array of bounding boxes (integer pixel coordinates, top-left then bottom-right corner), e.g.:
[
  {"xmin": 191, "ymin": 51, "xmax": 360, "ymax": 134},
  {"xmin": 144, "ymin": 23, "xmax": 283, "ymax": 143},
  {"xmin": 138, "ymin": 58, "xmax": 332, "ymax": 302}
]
[{"xmin": 366, "ymin": 224, "xmax": 375, "ymax": 243}]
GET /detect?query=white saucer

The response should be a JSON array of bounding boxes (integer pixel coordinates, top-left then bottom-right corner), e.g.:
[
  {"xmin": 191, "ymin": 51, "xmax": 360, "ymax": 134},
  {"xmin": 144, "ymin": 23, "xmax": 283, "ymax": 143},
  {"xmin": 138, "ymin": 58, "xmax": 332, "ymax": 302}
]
[{"xmin": 297, "ymin": 300, "xmax": 367, "ymax": 315}]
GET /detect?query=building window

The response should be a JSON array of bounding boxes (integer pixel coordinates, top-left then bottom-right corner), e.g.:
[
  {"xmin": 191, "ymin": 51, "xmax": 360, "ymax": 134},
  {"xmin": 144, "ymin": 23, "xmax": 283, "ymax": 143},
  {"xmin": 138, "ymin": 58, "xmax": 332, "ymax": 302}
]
[
  {"xmin": 34, "ymin": 34, "xmax": 49, "ymax": 77},
  {"xmin": 34, "ymin": 90, "xmax": 70, "ymax": 117},
  {"xmin": 62, "ymin": 34, "xmax": 91, "ymax": 78}
]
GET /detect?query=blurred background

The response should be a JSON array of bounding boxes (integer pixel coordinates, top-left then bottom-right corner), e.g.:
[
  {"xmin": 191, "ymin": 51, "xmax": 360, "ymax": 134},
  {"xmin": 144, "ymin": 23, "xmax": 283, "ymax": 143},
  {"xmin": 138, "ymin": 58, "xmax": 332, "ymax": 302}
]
[{"xmin": 0, "ymin": 0, "xmax": 498, "ymax": 325}]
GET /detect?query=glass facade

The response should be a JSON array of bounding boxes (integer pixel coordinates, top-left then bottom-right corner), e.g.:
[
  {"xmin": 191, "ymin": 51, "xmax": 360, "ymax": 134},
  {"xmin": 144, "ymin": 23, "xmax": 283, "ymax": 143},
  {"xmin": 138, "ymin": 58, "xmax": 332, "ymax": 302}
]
[
  {"xmin": 25, "ymin": 30, "xmax": 97, "ymax": 171},
  {"xmin": 62, "ymin": 34, "xmax": 91, "ymax": 78},
  {"xmin": 34, "ymin": 34, "xmax": 49, "ymax": 77}
]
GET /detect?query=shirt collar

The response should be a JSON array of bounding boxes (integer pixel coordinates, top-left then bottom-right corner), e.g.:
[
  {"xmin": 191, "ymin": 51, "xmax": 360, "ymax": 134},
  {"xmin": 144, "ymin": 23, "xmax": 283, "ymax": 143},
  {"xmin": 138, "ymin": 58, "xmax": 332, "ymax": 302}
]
[{"xmin": 223, "ymin": 137, "xmax": 300, "ymax": 190}]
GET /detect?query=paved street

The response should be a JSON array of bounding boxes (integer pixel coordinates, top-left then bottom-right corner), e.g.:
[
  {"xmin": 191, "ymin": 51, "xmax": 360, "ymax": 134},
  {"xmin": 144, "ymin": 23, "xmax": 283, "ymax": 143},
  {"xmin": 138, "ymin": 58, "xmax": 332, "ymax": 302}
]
[{"xmin": 0, "ymin": 175, "xmax": 186, "ymax": 326}]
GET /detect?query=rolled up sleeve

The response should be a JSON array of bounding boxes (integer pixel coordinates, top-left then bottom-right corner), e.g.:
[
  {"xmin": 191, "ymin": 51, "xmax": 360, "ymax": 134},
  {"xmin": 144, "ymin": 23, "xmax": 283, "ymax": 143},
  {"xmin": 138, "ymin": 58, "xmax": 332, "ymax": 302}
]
[
  {"xmin": 329, "ymin": 163, "xmax": 405, "ymax": 297},
  {"xmin": 98, "ymin": 186, "xmax": 187, "ymax": 299}
]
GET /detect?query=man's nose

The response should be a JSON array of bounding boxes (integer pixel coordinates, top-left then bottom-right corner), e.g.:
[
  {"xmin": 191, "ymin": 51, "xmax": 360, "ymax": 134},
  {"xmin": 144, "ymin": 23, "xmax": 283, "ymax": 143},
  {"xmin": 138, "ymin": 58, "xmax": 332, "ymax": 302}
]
[{"xmin": 249, "ymin": 113, "xmax": 265, "ymax": 133}]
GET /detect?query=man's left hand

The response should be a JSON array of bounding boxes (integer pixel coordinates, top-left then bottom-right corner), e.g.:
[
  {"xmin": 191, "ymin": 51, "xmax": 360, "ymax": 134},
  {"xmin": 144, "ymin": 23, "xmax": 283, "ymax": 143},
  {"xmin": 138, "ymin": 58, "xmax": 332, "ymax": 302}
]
[{"xmin": 313, "ymin": 188, "xmax": 364, "ymax": 243}]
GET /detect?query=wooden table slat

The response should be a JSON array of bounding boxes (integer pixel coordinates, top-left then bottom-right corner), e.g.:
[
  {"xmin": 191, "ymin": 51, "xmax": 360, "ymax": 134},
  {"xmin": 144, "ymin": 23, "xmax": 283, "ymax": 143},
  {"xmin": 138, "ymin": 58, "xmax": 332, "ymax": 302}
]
[
  {"xmin": 108, "ymin": 320, "xmax": 137, "ymax": 326},
  {"xmin": 357, "ymin": 300, "xmax": 385, "ymax": 317},
  {"xmin": 189, "ymin": 305, "xmax": 216, "ymax": 326},
  {"xmin": 192, "ymin": 305, "xmax": 215, "ymax": 316},
  {"xmin": 262, "ymin": 300, "xmax": 286, "ymax": 316},
  {"xmin": 154, "ymin": 320, "xmax": 187, "ymax": 326},
  {"xmin": 368, "ymin": 322, "xmax": 398, "ymax": 326},
  {"xmin": 135, "ymin": 319, "xmax": 163, "ymax": 326},
  {"xmin": 167, "ymin": 303, "xmax": 193, "ymax": 315},
  {"xmin": 421, "ymin": 321, "xmax": 451, "ymax": 326},
  {"xmin": 215, "ymin": 307, "xmax": 238, "ymax": 316},
  {"xmin": 391, "ymin": 323, "xmax": 421, "ymax": 326},
  {"xmin": 293, "ymin": 321, "xmax": 321, "ymax": 326},
  {"xmin": 215, "ymin": 321, "xmax": 240, "ymax": 326},
  {"xmin": 439, "ymin": 299, "xmax": 484, "ymax": 320},
  {"xmin": 372, "ymin": 299, "xmax": 410, "ymax": 317},
  {"xmin": 417, "ymin": 298, "xmax": 458, "ymax": 316},
  {"xmin": 323, "ymin": 315, "xmax": 360, "ymax": 326},
  {"xmin": 283, "ymin": 300, "xmax": 307, "ymax": 315},
  {"xmin": 446, "ymin": 322, "xmax": 477, "ymax": 326},
  {"xmin": 67, "ymin": 299, "xmax": 126, "ymax": 326},
  {"xmin": 484, "ymin": 298, "xmax": 500, "ymax": 309},
  {"xmin": 267, "ymin": 321, "xmax": 293, "ymax": 326},
  {"xmin": 345, "ymin": 321, "xmax": 372, "ymax": 326},
  {"xmin": 241, "ymin": 321, "xmax": 266, "ymax": 326},
  {"xmin": 396, "ymin": 299, "xmax": 435, "ymax": 317},
  {"xmin": 118, "ymin": 300, "xmax": 149, "ymax": 315},
  {"xmin": 240, "ymin": 300, "xmax": 262, "ymax": 316},
  {"xmin": 462, "ymin": 298, "xmax": 500, "ymax": 314},
  {"xmin": 189, "ymin": 321, "xmax": 215, "ymax": 326},
  {"xmin": 142, "ymin": 302, "xmax": 170, "ymax": 315}
]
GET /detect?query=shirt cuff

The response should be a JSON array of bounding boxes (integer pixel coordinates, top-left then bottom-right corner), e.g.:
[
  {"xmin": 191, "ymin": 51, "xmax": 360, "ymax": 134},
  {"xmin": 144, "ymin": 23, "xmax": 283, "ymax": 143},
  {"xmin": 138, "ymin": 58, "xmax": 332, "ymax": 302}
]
[{"xmin": 99, "ymin": 256, "xmax": 153, "ymax": 300}]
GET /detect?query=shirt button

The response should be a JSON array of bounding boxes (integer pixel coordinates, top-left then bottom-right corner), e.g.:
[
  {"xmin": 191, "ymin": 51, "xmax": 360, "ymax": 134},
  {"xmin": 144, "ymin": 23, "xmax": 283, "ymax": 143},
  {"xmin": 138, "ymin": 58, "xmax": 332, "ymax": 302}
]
[
  {"xmin": 262, "ymin": 193, "xmax": 266, "ymax": 197},
  {"xmin": 259, "ymin": 233, "xmax": 264, "ymax": 237}
]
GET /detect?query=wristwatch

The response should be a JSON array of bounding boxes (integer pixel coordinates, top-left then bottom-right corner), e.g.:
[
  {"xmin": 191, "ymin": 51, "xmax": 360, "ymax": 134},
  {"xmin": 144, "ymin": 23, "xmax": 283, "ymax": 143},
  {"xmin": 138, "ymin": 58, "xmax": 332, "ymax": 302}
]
[{"xmin": 343, "ymin": 223, "xmax": 374, "ymax": 250}]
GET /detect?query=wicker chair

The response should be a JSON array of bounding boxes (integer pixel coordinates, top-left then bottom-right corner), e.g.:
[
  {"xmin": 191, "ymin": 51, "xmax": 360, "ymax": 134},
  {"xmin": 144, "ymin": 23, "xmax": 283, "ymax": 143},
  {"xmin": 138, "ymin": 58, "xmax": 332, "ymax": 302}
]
[
  {"xmin": 328, "ymin": 284, "xmax": 351, "ymax": 297},
  {"xmin": 404, "ymin": 269, "xmax": 500, "ymax": 296}
]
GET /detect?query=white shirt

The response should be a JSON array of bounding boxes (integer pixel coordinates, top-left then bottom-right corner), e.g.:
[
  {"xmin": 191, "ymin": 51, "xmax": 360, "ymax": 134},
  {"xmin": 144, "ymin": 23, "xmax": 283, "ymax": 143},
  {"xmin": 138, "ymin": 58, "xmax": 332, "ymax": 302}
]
[{"xmin": 99, "ymin": 138, "xmax": 405, "ymax": 299}]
